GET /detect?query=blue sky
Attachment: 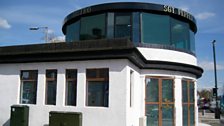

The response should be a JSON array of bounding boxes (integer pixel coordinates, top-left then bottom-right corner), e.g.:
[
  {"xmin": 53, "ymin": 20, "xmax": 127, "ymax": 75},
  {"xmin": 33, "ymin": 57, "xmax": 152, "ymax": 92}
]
[{"xmin": 0, "ymin": 0, "xmax": 223, "ymax": 93}]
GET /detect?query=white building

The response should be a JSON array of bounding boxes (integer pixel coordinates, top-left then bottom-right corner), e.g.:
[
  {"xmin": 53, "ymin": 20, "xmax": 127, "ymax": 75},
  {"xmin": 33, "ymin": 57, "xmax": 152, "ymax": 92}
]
[{"xmin": 0, "ymin": 2, "xmax": 203, "ymax": 126}]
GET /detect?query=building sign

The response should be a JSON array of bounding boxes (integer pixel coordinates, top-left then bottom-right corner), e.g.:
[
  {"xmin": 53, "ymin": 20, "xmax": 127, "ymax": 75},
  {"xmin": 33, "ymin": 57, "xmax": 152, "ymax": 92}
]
[{"xmin": 163, "ymin": 5, "xmax": 194, "ymax": 22}]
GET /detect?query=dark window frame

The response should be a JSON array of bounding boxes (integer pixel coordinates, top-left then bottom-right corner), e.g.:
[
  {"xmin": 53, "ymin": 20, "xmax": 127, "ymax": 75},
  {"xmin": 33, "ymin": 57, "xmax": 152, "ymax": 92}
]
[
  {"xmin": 65, "ymin": 69, "xmax": 77, "ymax": 106},
  {"xmin": 114, "ymin": 12, "xmax": 133, "ymax": 40},
  {"xmin": 20, "ymin": 70, "xmax": 38, "ymax": 104},
  {"xmin": 45, "ymin": 69, "xmax": 57, "ymax": 105},
  {"xmin": 86, "ymin": 68, "xmax": 109, "ymax": 107}
]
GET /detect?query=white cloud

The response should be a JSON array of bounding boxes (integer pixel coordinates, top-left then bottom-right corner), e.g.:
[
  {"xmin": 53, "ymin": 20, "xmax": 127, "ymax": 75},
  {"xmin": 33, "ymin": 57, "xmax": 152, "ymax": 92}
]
[
  {"xmin": 0, "ymin": 17, "xmax": 11, "ymax": 29},
  {"xmin": 195, "ymin": 12, "xmax": 215, "ymax": 20},
  {"xmin": 50, "ymin": 35, "xmax": 65, "ymax": 43},
  {"xmin": 48, "ymin": 29, "xmax": 54, "ymax": 34},
  {"xmin": 198, "ymin": 61, "xmax": 224, "ymax": 71}
]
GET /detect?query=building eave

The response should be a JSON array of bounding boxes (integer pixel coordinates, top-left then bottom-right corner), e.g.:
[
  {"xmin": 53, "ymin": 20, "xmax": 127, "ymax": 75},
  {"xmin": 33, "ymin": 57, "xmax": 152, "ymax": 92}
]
[{"xmin": 0, "ymin": 38, "xmax": 203, "ymax": 78}]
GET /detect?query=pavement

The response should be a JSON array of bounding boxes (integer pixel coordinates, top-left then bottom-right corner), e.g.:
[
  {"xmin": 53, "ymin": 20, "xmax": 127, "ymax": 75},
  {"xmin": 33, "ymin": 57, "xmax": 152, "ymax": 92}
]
[{"xmin": 198, "ymin": 110, "xmax": 222, "ymax": 126}]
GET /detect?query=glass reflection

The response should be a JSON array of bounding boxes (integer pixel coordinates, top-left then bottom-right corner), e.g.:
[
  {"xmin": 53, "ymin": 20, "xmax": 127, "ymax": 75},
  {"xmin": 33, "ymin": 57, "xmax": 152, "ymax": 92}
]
[
  {"xmin": 80, "ymin": 14, "xmax": 106, "ymax": 40},
  {"xmin": 146, "ymin": 104, "xmax": 159, "ymax": 126},
  {"xmin": 162, "ymin": 79, "xmax": 173, "ymax": 102},
  {"xmin": 115, "ymin": 13, "xmax": 131, "ymax": 38},
  {"xmin": 183, "ymin": 105, "xmax": 188, "ymax": 126},
  {"xmin": 162, "ymin": 104, "xmax": 174, "ymax": 126},
  {"xmin": 146, "ymin": 78, "xmax": 159, "ymax": 102},
  {"xmin": 142, "ymin": 13, "xmax": 170, "ymax": 45}
]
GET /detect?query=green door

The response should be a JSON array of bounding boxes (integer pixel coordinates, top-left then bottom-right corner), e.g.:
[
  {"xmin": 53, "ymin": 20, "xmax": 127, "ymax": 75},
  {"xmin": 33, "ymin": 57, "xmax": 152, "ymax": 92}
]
[
  {"xmin": 49, "ymin": 112, "xmax": 82, "ymax": 126},
  {"xmin": 10, "ymin": 105, "xmax": 29, "ymax": 126}
]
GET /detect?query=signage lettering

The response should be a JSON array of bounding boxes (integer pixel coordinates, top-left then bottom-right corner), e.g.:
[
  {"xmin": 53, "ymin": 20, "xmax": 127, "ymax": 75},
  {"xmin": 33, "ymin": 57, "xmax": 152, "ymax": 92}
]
[
  {"xmin": 163, "ymin": 5, "xmax": 194, "ymax": 22},
  {"xmin": 80, "ymin": 7, "xmax": 91, "ymax": 15}
]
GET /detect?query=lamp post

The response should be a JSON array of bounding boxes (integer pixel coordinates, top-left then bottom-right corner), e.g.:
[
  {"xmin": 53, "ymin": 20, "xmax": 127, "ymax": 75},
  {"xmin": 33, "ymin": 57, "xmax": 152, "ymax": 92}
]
[
  {"xmin": 212, "ymin": 40, "xmax": 220, "ymax": 119},
  {"xmin": 29, "ymin": 27, "xmax": 48, "ymax": 43}
]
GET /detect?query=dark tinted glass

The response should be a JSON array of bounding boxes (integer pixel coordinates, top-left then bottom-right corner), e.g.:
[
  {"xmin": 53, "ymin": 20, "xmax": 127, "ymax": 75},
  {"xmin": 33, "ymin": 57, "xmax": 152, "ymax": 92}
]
[
  {"xmin": 162, "ymin": 79, "xmax": 174, "ymax": 102},
  {"xmin": 21, "ymin": 81, "xmax": 37, "ymax": 104},
  {"xmin": 190, "ymin": 105, "xmax": 195, "ymax": 125},
  {"xmin": 190, "ymin": 30, "xmax": 195, "ymax": 53},
  {"xmin": 142, "ymin": 13, "xmax": 170, "ymax": 45},
  {"xmin": 80, "ymin": 14, "xmax": 106, "ymax": 40},
  {"xmin": 87, "ymin": 81, "xmax": 109, "ymax": 107},
  {"xmin": 189, "ymin": 82, "xmax": 194, "ymax": 103},
  {"xmin": 21, "ymin": 71, "xmax": 38, "ymax": 80},
  {"xmin": 46, "ymin": 70, "xmax": 57, "ymax": 79},
  {"xmin": 146, "ymin": 78, "xmax": 159, "ymax": 102},
  {"xmin": 115, "ymin": 13, "xmax": 131, "ymax": 38},
  {"xmin": 183, "ymin": 105, "xmax": 188, "ymax": 126},
  {"xmin": 46, "ymin": 81, "xmax": 57, "ymax": 105},
  {"xmin": 66, "ymin": 69, "xmax": 77, "ymax": 79},
  {"xmin": 162, "ymin": 104, "xmax": 174, "ymax": 126},
  {"xmin": 66, "ymin": 81, "xmax": 77, "ymax": 106},
  {"xmin": 20, "ymin": 70, "xmax": 38, "ymax": 104},
  {"xmin": 146, "ymin": 104, "xmax": 159, "ymax": 126},
  {"xmin": 182, "ymin": 80, "xmax": 188, "ymax": 103},
  {"xmin": 171, "ymin": 18, "xmax": 190, "ymax": 50},
  {"xmin": 66, "ymin": 21, "xmax": 80, "ymax": 42}
]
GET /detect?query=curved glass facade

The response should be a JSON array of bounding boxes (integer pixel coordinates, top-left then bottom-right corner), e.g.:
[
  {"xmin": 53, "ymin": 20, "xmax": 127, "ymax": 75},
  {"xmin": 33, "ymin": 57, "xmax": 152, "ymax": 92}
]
[{"xmin": 65, "ymin": 12, "xmax": 196, "ymax": 53}]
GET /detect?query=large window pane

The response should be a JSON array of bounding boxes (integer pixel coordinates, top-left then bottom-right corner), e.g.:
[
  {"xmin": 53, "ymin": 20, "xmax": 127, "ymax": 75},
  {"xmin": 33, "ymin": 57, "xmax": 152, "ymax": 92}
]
[
  {"xmin": 162, "ymin": 104, "xmax": 174, "ymax": 126},
  {"xmin": 132, "ymin": 12, "xmax": 140, "ymax": 44},
  {"xmin": 183, "ymin": 105, "xmax": 188, "ymax": 126},
  {"xmin": 190, "ymin": 105, "xmax": 195, "ymax": 125},
  {"xmin": 46, "ymin": 81, "xmax": 57, "ymax": 105},
  {"xmin": 182, "ymin": 80, "xmax": 188, "ymax": 103},
  {"xmin": 21, "ymin": 81, "xmax": 37, "ymax": 104},
  {"xmin": 171, "ymin": 18, "xmax": 190, "ymax": 50},
  {"xmin": 65, "ymin": 69, "xmax": 77, "ymax": 106},
  {"xmin": 115, "ymin": 13, "xmax": 131, "ymax": 39},
  {"xmin": 86, "ymin": 68, "xmax": 109, "ymax": 107},
  {"xmin": 80, "ymin": 14, "xmax": 106, "ymax": 40},
  {"xmin": 146, "ymin": 104, "xmax": 159, "ymax": 126},
  {"xmin": 20, "ymin": 70, "xmax": 38, "ymax": 104},
  {"xmin": 146, "ymin": 78, "xmax": 159, "ymax": 102},
  {"xmin": 46, "ymin": 70, "xmax": 57, "ymax": 105},
  {"xmin": 66, "ymin": 21, "xmax": 80, "ymax": 42},
  {"xmin": 87, "ymin": 81, "xmax": 108, "ymax": 106},
  {"xmin": 189, "ymin": 82, "xmax": 194, "ymax": 103},
  {"xmin": 142, "ymin": 13, "xmax": 170, "ymax": 45},
  {"xmin": 162, "ymin": 79, "xmax": 173, "ymax": 102},
  {"xmin": 189, "ymin": 30, "xmax": 195, "ymax": 53}
]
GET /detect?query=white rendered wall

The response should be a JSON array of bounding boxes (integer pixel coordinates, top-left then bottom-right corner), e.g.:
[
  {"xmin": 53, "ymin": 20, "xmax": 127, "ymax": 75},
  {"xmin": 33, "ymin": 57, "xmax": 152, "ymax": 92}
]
[
  {"xmin": 137, "ymin": 47, "xmax": 197, "ymax": 65},
  {"xmin": 0, "ymin": 59, "xmax": 139, "ymax": 126},
  {"xmin": 0, "ymin": 59, "xmax": 199, "ymax": 126}
]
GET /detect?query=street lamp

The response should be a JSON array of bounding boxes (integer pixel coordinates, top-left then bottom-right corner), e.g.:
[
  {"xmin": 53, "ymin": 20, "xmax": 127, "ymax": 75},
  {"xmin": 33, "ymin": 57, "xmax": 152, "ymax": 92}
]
[
  {"xmin": 29, "ymin": 27, "xmax": 49, "ymax": 43},
  {"xmin": 212, "ymin": 40, "xmax": 220, "ymax": 119}
]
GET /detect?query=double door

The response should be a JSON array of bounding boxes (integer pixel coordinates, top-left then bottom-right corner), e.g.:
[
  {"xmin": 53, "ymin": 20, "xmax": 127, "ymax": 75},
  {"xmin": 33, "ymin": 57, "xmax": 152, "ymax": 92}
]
[{"xmin": 145, "ymin": 77, "xmax": 174, "ymax": 126}]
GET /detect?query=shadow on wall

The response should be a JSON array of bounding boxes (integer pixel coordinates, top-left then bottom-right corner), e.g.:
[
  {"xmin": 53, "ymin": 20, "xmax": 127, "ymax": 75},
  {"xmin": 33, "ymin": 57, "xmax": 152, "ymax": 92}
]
[
  {"xmin": 3, "ymin": 119, "xmax": 10, "ymax": 126},
  {"xmin": 43, "ymin": 124, "xmax": 49, "ymax": 126}
]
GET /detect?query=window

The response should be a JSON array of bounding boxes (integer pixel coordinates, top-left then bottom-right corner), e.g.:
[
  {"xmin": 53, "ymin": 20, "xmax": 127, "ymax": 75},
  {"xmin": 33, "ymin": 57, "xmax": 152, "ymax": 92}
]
[
  {"xmin": 182, "ymin": 80, "xmax": 195, "ymax": 126},
  {"xmin": 86, "ymin": 68, "xmax": 109, "ymax": 107},
  {"xmin": 65, "ymin": 69, "xmax": 77, "ymax": 106},
  {"xmin": 80, "ymin": 14, "xmax": 106, "ymax": 40},
  {"xmin": 20, "ymin": 70, "xmax": 38, "ymax": 104},
  {"xmin": 66, "ymin": 21, "xmax": 80, "ymax": 42},
  {"xmin": 189, "ymin": 30, "xmax": 195, "ymax": 53},
  {"xmin": 171, "ymin": 18, "xmax": 190, "ymax": 50},
  {"xmin": 141, "ymin": 13, "xmax": 170, "ymax": 45},
  {"xmin": 46, "ymin": 70, "xmax": 57, "ymax": 105},
  {"xmin": 145, "ymin": 77, "xmax": 174, "ymax": 126},
  {"xmin": 114, "ymin": 13, "xmax": 132, "ymax": 39}
]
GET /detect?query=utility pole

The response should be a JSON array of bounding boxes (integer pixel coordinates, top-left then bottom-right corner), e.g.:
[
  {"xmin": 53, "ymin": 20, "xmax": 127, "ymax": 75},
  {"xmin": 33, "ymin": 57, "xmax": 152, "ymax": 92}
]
[{"xmin": 212, "ymin": 40, "xmax": 220, "ymax": 119}]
